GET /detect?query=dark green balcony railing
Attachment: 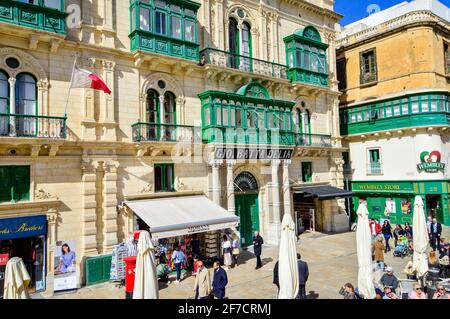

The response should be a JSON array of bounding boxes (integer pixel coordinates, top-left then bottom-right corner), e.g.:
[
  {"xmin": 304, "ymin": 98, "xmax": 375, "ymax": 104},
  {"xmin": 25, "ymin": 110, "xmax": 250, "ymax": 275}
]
[
  {"xmin": 202, "ymin": 126, "xmax": 295, "ymax": 146},
  {"xmin": 0, "ymin": 113, "xmax": 67, "ymax": 138},
  {"xmin": 295, "ymin": 133, "xmax": 331, "ymax": 147},
  {"xmin": 132, "ymin": 122, "xmax": 201, "ymax": 143},
  {"xmin": 200, "ymin": 48, "xmax": 289, "ymax": 80},
  {"xmin": 367, "ymin": 162, "xmax": 383, "ymax": 175},
  {"xmin": 0, "ymin": 0, "xmax": 67, "ymax": 34},
  {"xmin": 288, "ymin": 68, "xmax": 329, "ymax": 87}
]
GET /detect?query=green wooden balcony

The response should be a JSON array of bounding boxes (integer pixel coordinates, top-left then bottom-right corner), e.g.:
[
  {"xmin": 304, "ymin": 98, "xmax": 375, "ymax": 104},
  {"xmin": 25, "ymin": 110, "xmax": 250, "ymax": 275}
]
[
  {"xmin": 130, "ymin": 30, "xmax": 199, "ymax": 61},
  {"xmin": 0, "ymin": 0, "xmax": 67, "ymax": 34},
  {"xmin": 295, "ymin": 133, "xmax": 331, "ymax": 147},
  {"xmin": 340, "ymin": 92, "xmax": 450, "ymax": 135},
  {"xmin": 288, "ymin": 68, "xmax": 329, "ymax": 87},
  {"xmin": 202, "ymin": 126, "xmax": 295, "ymax": 146},
  {"xmin": 200, "ymin": 48, "xmax": 289, "ymax": 80},
  {"xmin": 131, "ymin": 122, "xmax": 201, "ymax": 143},
  {"xmin": 0, "ymin": 113, "xmax": 67, "ymax": 139}
]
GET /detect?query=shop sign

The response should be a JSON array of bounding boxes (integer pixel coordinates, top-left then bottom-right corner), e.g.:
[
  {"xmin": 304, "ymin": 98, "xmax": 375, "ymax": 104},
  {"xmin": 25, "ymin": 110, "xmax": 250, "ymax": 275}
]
[
  {"xmin": 187, "ymin": 225, "xmax": 210, "ymax": 233},
  {"xmin": 0, "ymin": 253, "xmax": 8, "ymax": 266},
  {"xmin": 352, "ymin": 182, "xmax": 414, "ymax": 193},
  {"xmin": 215, "ymin": 147, "xmax": 294, "ymax": 160},
  {"xmin": 0, "ymin": 215, "xmax": 47, "ymax": 240},
  {"xmin": 151, "ymin": 221, "xmax": 239, "ymax": 239},
  {"xmin": 417, "ymin": 151, "xmax": 445, "ymax": 173}
]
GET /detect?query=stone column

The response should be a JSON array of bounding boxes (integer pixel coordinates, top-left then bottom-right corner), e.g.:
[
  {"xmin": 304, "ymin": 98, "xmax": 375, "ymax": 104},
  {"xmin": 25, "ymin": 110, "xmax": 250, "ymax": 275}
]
[
  {"xmin": 271, "ymin": 13, "xmax": 279, "ymax": 63},
  {"xmin": 268, "ymin": 160, "xmax": 281, "ymax": 244},
  {"xmin": 8, "ymin": 77, "xmax": 16, "ymax": 137},
  {"xmin": 43, "ymin": 208, "xmax": 58, "ymax": 296},
  {"xmin": 215, "ymin": 0, "xmax": 224, "ymax": 49},
  {"xmin": 282, "ymin": 160, "xmax": 292, "ymax": 216},
  {"xmin": 82, "ymin": 58, "xmax": 96, "ymax": 140},
  {"xmin": 81, "ymin": 159, "xmax": 99, "ymax": 256},
  {"xmin": 259, "ymin": 9, "xmax": 268, "ymax": 61},
  {"xmin": 203, "ymin": 0, "xmax": 211, "ymax": 47},
  {"xmin": 103, "ymin": 160, "xmax": 119, "ymax": 253},
  {"xmin": 226, "ymin": 160, "xmax": 236, "ymax": 214},
  {"xmin": 211, "ymin": 160, "xmax": 222, "ymax": 205}
]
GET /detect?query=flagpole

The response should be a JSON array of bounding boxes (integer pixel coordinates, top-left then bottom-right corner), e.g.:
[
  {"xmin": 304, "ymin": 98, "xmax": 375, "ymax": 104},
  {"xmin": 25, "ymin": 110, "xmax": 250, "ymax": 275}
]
[{"xmin": 64, "ymin": 52, "xmax": 79, "ymax": 117}]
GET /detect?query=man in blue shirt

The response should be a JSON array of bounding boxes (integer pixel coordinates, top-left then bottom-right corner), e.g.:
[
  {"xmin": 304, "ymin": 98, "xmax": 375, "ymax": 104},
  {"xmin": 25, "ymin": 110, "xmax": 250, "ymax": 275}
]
[{"xmin": 171, "ymin": 246, "xmax": 185, "ymax": 283}]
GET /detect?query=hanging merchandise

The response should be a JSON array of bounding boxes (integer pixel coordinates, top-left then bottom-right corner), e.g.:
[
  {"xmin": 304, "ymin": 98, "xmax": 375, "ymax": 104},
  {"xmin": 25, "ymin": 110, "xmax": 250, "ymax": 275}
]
[
  {"xmin": 110, "ymin": 242, "xmax": 127, "ymax": 281},
  {"xmin": 204, "ymin": 231, "xmax": 219, "ymax": 261}
]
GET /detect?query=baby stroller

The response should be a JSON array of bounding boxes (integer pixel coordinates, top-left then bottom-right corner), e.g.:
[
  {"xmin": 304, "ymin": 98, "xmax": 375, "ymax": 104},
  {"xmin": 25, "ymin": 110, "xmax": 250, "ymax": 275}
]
[{"xmin": 393, "ymin": 235, "xmax": 411, "ymax": 258}]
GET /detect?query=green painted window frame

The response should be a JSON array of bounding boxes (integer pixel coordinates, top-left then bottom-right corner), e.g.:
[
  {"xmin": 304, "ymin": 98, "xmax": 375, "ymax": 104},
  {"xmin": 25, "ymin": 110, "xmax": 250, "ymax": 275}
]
[
  {"xmin": 130, "ymin": 0, "xmax": 199, "ymax": 44},
  {"xmin": 154, "ymin": 163, "xmax": 175, "ymax": 192},
  {"xmin": 0, "ymin": 165, "xmax": 30, "ymax": 203},
  {"xmin": 301, "ymin": 162, "xmax": 312, "ymax": 183},
  {"xmin": 360, "ymin": 48, "xmax": 377, "ymax": 85}
]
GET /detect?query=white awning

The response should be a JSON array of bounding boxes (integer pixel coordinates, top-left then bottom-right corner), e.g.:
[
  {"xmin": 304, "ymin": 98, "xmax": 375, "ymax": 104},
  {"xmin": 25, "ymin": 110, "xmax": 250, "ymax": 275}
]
[{"xmin": 124, "ymin": 195, "xmax": 239, "ymax": 239}]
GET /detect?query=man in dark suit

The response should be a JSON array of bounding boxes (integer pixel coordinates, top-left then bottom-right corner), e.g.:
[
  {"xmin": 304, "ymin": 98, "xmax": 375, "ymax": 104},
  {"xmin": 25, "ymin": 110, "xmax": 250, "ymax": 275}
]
[
  {"xmin": 296, "ymin": 254, "xmax": 309, "ymax": 299},
  {"xmin": 273, "ymin": 260, "xmax": 279, "ymax": 293},
  {"xmin": 252, "ymin": 231, "xmax": 264, "ymax": 269},
  {"xmin": 212, "ymin": 261, "xmax": 228, "ymax": 299},
  {"xmin": 430, "ymin": 218, "xmax": 442, "ymax": 251}
]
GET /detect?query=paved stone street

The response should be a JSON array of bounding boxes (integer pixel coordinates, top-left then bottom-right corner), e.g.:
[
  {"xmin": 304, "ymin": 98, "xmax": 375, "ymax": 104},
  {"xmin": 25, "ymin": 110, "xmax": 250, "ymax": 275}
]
[{"xmin": 41, "ymin": 227, "xmax": 450, "ymax": 299}]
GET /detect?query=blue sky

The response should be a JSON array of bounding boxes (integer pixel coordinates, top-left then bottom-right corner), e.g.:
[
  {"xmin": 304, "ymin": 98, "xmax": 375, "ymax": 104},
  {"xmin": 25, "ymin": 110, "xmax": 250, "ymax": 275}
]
[{"xmin": 335, "ymin": 0, "xmax": 450, "ymax": 25}]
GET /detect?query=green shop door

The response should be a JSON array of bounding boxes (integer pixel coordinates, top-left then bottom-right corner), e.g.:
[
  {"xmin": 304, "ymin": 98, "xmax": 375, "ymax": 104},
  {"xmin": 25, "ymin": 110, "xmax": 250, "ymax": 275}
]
[{"xmin": 235, "ymin": 194, "xmax": 259, "ymax": 247}]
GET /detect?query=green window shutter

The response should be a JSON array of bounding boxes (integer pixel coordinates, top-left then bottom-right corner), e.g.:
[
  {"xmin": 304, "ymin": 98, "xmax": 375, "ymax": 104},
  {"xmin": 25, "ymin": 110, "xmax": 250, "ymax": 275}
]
[
  {"xmin": 0, "ymin": 166, "xmax": 12, "ymax": 202},
  {"xmin": 13, "ymin": 166, "xmax": 30, "ymax": 201},
  {"xmin": 302, "ymin": 162, "xmax": 312, "ymax": 183}
]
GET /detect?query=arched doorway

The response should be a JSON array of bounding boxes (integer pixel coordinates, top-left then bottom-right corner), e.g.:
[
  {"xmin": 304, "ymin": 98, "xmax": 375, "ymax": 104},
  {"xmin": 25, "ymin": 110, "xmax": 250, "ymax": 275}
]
[{"xmin": 234, "ymin": 171, "xmax": 259, "ymax": 247}]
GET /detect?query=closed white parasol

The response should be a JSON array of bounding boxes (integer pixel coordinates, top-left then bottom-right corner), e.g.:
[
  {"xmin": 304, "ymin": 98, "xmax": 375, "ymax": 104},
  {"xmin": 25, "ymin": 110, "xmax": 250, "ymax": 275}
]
[
  {"xmin": 278, "ymin": 213, "xmax": 299, "ymax": 299},
  {"xmin": 356, "ymin": 203, "xmax": 375, "ymax": 299},
  {"xmin": 133, "ymin": 230, "xmax": 159, "ymax": 299},
  {"xmin": 412, "ymin": 196, "xmax": 429, "ymax": 277}
]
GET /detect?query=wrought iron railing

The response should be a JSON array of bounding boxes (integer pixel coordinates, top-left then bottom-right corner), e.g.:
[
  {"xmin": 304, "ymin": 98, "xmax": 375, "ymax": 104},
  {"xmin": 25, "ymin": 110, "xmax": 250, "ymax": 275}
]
[
  {"xmin": 295, "ymin": 133, "xmax": 332, "ymax": 147},
  {"xmin": 199, "ymin": 48, "xmax": 289, "ymax": 80},
  {"xmin": 0, "ymin": 113, "xmax": 67, "ymax": 138},
  {"xmin": 367, "ymin": 162, "xmax": 383, "ymax": 175},
  {"xmin": 131, "ymin": 122, "xmax": 201, "ymax": 143}
]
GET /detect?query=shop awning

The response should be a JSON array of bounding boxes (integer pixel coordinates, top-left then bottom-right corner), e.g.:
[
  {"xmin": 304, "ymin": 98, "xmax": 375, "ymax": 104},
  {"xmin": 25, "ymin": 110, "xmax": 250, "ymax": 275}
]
[
  {"xmin": 293, "ymin": 185, "xmax": 354, "ymax": 200},
  {"xmin": 124, "ymin": 195, "xmax": 239, "ymax": 239}
]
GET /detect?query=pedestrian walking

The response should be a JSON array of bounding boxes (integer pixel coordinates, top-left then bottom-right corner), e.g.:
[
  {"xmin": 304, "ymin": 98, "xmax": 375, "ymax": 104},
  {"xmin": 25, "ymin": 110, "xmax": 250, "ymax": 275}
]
[
  {"xmin": 393, "ymin": 224, "xmax": 405, "ymax": 248},
  {"xmin": 231, "ymin": 234, "xmax": 240, "ymax": 267},
  {"xmin": 339, "ymin": 283, "xmax": 357, "ymax": 299},
  {"xmin": 381, "ymin": 220, "xmax": 393, "ymax": 252},
  {"xmin": 404, "ymin": 222, "xmax": 413, "ymax": 240},
  {"xmin": 373, "ymin": 236, "xmax": 385, "ymax": 271},
  {"xmin": 221, "ymin": 235, "xmax": 233, "ymax": 270},
  {"xmin": 430, "ymin": 218, "xmax": 442, "ymax": 251},
  {"xmin": 252, "ymin": 231, "xmax": 264, "ymax": 269},
  {"xmin": 296, "ymin": 254, "xmax": 309, "ymax": 299},
  {"xmin": 171, "ymin": 245, "xmax": 185, "ymax": 283},
  {"xmin": 212, "ymin": 261, "xmax": 228, "ymax": 299},
  {"xmin": 193, "ymin": 261, "xmax": 211, "ymax": 299}
]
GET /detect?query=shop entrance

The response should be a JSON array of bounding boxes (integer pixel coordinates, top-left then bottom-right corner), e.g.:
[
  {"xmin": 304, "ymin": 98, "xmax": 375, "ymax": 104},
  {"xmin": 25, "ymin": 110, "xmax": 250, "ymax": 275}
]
[
  {"xmin": 426, "ymin": 195, "xmax": 443, "ymax": 223},
  {"xmin": 234, "ymin": 172, "xmax": 259, "ymax": 247},
  {"xmin": 293, "ymin": 193, "xmax": 315, "ymax": 234}
]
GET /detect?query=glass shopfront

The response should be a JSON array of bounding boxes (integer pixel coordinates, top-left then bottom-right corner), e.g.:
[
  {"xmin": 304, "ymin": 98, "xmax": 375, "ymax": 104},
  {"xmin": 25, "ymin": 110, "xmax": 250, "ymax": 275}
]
[{"xmin": 0, "ymin": 215, "xmax": 47, "ymax": 298}]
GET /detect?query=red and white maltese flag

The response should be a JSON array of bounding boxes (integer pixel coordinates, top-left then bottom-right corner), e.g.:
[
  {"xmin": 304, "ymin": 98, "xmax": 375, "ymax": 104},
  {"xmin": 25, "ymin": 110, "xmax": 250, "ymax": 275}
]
[{"xmin": 70, "ymin": 65, "xmax": 111, "ymax": 94}]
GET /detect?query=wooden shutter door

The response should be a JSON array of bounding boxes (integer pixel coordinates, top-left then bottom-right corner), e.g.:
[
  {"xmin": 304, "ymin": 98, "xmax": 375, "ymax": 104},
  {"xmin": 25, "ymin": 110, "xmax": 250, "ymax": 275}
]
[
  {"xmin": 13, "ymin": 166, "xmax": 30, "ymax": 201},
  {"xmin": 0, "ymin": 166, "xmax": 12, "ymax": 202}
]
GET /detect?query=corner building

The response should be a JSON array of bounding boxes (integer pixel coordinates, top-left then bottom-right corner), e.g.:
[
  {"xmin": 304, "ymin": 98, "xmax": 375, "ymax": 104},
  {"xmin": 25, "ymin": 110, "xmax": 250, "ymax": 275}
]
[
  {"xmin": 0, "ymin": 0, "xmax": 346, "ymax": 294},
  {"xmin": 336, "ymin": 0, "xmax": 450, "ymax": 226}
]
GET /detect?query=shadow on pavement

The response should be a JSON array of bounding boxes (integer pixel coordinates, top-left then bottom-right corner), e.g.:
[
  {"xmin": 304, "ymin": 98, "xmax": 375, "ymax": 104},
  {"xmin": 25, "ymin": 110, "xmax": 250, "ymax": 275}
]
[{"xmin": 307, "ymin": 290, "xmax": 319, "ymax": 299}]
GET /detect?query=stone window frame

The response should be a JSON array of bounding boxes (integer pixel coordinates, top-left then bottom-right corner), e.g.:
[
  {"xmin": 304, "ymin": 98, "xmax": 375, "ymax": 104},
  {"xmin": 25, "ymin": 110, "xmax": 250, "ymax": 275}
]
[{"xmin": 359, "ymin": 48, "xmax": 378, "ymax": 85}]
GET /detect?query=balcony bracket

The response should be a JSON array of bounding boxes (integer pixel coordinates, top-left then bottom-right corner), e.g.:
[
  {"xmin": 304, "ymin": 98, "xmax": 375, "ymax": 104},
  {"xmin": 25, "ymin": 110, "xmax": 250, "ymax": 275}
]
[
  {"xmin": 29, "ymin": 34, "xmax": 40, "ymax": 50},
  {"xmin": 30, "ymin": 145, "xmax": 41, "ymax": 157}
]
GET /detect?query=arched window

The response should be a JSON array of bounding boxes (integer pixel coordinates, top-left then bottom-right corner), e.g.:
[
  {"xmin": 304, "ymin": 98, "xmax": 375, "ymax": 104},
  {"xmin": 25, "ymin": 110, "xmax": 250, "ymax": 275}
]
[
  {"xmin": 146, "ymin": 89, "xmax": 159, "ymax": 123},
  {"xmin": 16, "ymin": 73, "xmax": 36, "ymax": 116},
  {"xmin": 15, "ymin": 73, "xmax": 37, "ymax": 136},
  {"xmin": 302, "ymin": 109, "xmax": 311, "ymax": 135},
  {"xmin": 234, "ymin": 171, "xmax": 258, "ymax": 192},
  {"xmin": 228, "ymin": 18, "xmax": 238, "ymax": 68},
  {"xmin": 163, "ymin": 91, "xmax": 176, "ymax": 125},
  {"xmin": 0, "ymin": 70, "xmax": 8, "ymax": 135},
  {"xmin": 241, "ymin": 22, "xmax": 251, "ymax": 71}
]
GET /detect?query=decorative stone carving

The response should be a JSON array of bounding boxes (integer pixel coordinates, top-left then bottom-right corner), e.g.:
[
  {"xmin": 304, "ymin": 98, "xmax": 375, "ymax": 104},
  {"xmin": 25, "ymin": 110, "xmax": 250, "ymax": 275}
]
[
  {"xmin": 104, "ymin": 160, "xmax": 119, "ymax": 173},
  {"xmin": 102, "ymin": 60, "xmax": 116, "ymax": 71},
  {"xmin": 0, "ymin": 47, "xmax": 48, "ymax": 80},
  {"xmin": 35, "ymin": 189, "xmax": 59, "ymax": 200},
  {"xmin": 140, "ymin": 183, "xmax": 153, "ymax": 193}
]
